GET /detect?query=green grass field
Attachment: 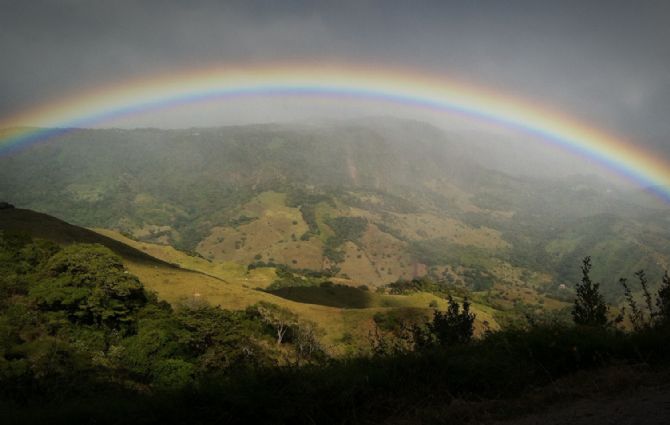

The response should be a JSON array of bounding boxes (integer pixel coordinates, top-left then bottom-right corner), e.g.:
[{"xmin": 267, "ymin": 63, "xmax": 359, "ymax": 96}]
[{"xmin": 1, "ymin": 207, "xmax": 503, "ymax": 354}]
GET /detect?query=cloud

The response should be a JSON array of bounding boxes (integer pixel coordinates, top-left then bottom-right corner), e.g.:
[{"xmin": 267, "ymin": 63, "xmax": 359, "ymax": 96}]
[{"xmin": 1, "ymin": 0, "xmax": 668, "ymax": 158}]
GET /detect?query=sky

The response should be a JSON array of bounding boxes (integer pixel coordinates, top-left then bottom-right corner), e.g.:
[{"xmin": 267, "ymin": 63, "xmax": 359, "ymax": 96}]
[{"xmin": 1, "ymin": 0, "xmax": 669, "ymax": 161}]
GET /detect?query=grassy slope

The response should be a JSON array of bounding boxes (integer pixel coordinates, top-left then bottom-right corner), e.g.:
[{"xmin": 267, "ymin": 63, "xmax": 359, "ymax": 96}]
[
  {"xmin": 0, "ymin": 208, "xmax": 172, "ymax": 266},
  {"xmin": 98, "ymin": 227, "xmax": 499, "ymax": 339},
  {"xmin": 1, "ymin": 207, "xmax": 499, "ymax": 354},
  {"xmin": 189, "ymin": 189, "xmax": 522, "ymax": 287}
]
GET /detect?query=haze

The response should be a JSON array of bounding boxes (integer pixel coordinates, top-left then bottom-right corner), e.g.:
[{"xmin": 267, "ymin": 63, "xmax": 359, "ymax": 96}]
[
  {"xmin": 4, "ymin": 3, "xmax": 670, "ymax": 422},
  {"xmin": 1, "ymin": 0, "xmax": 669, "ymax": 181}
]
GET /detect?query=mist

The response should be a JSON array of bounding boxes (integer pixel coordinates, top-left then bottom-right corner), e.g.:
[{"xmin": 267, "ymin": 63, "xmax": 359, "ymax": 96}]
[
  {"xmin": 5, "ymin": 3, "xmax": 670, "ymax": 421},
  {"xmin": 1, "ymin": 0, "xmax": 669, "ymax": 183}
]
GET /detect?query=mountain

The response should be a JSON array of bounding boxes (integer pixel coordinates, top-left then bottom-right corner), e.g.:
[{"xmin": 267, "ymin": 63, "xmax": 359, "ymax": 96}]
[
  {"xmin": 2, "ymin": 117, "xmax": 669, "ymax": 299},
  {"xmin": 3, "ymin": 120, "xmax": 670, "ymax": 424}
]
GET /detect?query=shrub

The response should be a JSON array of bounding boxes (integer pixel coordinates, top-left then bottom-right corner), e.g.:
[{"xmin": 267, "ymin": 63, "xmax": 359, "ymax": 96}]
[{"xmin": 572, "ymin": 256, "xmax": 608, "ymax": 327}]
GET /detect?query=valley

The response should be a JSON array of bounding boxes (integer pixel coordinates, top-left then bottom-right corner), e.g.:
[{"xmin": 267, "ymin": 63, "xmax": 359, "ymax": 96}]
[
  {"xmin": 2, "ymin": 118, "xmax": 668, "ymax": 302},
  {"xmin": 2, "ymin": 118, "xmax": 670, "ymax": 424},
  {"xmin": 3, "ymin": 2, "xmax": 670, "ymax": 423}
]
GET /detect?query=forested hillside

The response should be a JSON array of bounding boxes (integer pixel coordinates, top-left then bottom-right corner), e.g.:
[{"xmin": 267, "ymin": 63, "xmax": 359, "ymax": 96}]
[{"xmin": 2, "ymin": 119, "xmax": 669, "ymax": 299}]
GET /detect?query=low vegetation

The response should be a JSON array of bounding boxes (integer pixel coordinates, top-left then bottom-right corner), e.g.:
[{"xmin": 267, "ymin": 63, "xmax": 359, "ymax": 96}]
[
  {"xmin": 0, "ymin": 232, "xmax": 325, "ymax": 401},
  {"xmin": 3, "ymin": 227, "xmax": 670, "ymax": 423}
]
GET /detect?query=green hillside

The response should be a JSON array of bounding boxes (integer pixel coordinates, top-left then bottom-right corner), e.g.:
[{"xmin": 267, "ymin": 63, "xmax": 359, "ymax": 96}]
[
  {"xmin": 3, "ymin": 120, "xmax": 670, "ymax": 424},
  {"xmin": 2, "ymin": 118, "xmax": 669, "ymax": 298},
  {"xmin": 0, "ymin": 206, "xmax": 502, "ymax": 352}
]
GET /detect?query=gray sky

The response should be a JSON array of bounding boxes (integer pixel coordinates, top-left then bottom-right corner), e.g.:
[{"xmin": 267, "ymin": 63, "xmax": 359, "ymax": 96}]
[{"xmin": 1, "ymin": 0, "xmax": 669, "ymax": 159}]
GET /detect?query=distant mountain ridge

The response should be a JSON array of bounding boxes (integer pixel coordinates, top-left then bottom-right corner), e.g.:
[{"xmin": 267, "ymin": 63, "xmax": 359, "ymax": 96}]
[{"xmin": 1, "ymin": 117, "xmax": 669, "ymax": 297}]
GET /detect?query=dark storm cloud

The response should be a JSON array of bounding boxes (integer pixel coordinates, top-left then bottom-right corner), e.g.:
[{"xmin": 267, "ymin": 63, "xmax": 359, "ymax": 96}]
[{"xmin": 1, "ymin": 0, "xmax": 669, "ymax": 154}]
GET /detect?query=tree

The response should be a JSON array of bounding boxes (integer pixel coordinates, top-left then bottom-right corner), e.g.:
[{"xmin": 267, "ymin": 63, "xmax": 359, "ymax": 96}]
[
  {"xmin": 619, "ymin": 269, "xmax": 670, "ymax": 329},
  {"xmin": 29, "ymin": 244, "xmax": 147, "ymax": 331},
  {"xmin": 428, "ymin": 296, "xmax": 475, "ymax": 346},
  {"xmin": 619, "ymin": 270, "xmax": 656, "ymax": 330},
  {"xmin": 619, "ymin": 277, "xmax": 644, "ymax": 330},
  {"xmin": 177, "ymin": 305, "xmax": 272, "ymax": 371},
  {"xmin": 293, "ymin": 321, "xmax": 326, "ymax": 365},
  {"xmin": 655, "ymin": 271, "xmax": 670, "ymax": 326},
  {"xmin": 253, "ymin": 302, "xmax": 298, "ymax": 345},
  {"xmin": 572, "ymin": 256, "xmax": 608, "ymax": 327}
]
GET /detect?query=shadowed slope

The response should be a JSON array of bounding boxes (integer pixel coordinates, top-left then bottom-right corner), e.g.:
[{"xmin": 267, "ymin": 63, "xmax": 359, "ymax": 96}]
[{"xmin": 0, "ymin": 207, "xmax": 172, "ymax": 266}]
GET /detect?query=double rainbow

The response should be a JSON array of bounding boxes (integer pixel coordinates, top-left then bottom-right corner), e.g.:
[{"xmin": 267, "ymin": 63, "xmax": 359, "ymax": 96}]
[{"xmin": 1, "ymin": 63, "xmax": 668, "ymax": 201}]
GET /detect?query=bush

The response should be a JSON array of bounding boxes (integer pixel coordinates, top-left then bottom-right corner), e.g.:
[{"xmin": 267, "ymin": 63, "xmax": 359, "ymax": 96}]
[{"xmin": 151, "ymin": 359, "xmax": 195, "ymax": 390}]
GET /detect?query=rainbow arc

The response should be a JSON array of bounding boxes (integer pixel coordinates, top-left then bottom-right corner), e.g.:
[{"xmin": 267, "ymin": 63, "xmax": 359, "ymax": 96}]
[{"xmin": 1, "ymin": 63, "xmax": 668, "ymax": 200}]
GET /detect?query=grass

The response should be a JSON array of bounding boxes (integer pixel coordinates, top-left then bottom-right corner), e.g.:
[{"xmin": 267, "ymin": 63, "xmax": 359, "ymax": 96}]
[
  {"xmin": 196, "ymin": 191, "xmax": 324, "ymax": 269},
  {"xmin": 90, "ymin": 243, "xmax": 498, "ymax": 352},
  {"xmin": 120, "ymin": 260, "xmax": 361, "ymax": 352},
  {"xmin": 96, "ymin": 228, "xmax": 406, "ymax": 351},
  {"xmin": 93, "ymin": 228, "xmax": 255, "ymax": 282},
  {"xmin": 390, "ymin": 211, "xmax": 508, "ymax": 249},
  {"xmin": 146, "ymin": 188, "xmax": 514, "ymax": 288},
  {"xmin": 3, "ymin": 207, "xmax": 501, "ymax": 354}
]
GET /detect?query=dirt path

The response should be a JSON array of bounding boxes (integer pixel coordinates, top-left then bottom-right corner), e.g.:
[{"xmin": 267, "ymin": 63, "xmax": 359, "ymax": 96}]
[
  {"xmin": 385, "ymin": 365, "xmax": 670, "ymax": 425},
  {"xmin": 492, "ymin": 383, "xmax": 670, "ymax": 425}
]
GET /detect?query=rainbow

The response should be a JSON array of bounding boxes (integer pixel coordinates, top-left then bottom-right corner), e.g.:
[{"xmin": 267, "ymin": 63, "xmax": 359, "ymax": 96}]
[{"xmin": 1, "ymin": 63, "xmax": 669, "ymax": 201}]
